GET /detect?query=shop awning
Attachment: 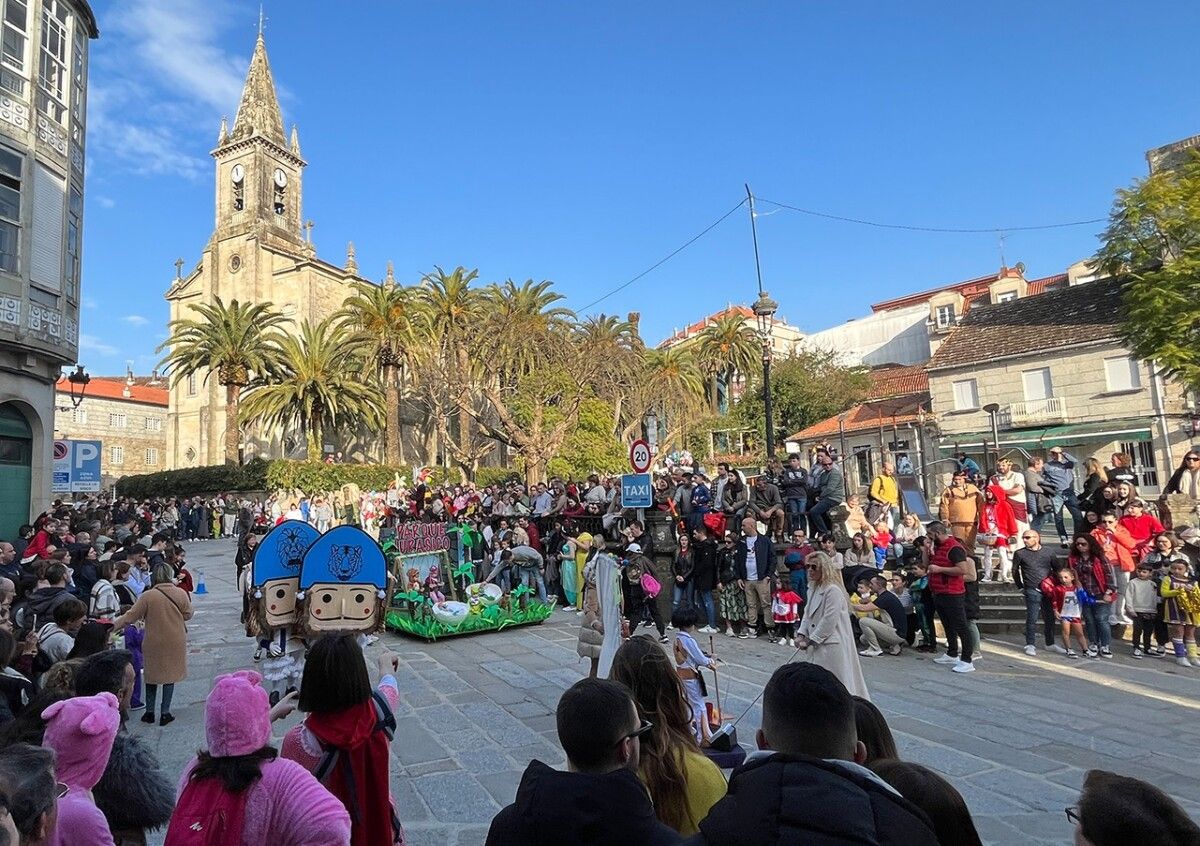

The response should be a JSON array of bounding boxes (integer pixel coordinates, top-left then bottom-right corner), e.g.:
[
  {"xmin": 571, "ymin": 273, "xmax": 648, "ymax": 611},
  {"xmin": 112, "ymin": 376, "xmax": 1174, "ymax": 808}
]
[{"xmin": 938, "ymin": 418, "xmax": 1152, "ymax": 452}]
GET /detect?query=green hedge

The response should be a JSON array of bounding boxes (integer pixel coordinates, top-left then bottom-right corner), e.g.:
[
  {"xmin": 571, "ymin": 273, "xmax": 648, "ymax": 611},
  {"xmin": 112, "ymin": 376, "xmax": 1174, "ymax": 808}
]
[{"xmin": 114, "ymin": 460, "xmax": 528, "ymax": 499}]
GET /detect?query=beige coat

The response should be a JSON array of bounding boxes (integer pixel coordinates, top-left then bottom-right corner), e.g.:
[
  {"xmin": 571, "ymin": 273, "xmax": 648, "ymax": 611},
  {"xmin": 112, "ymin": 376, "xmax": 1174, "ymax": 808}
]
[
  {"xmin": 576, "ymin": 580, "xmax": 604, "ymax": 661},
  {"xmin": 797, "ymin": 581, "xmax": 870, "ymax": 700},
  {"xmin": 113, "ymin": 585, "xmax": 194, "ymax": 685}
]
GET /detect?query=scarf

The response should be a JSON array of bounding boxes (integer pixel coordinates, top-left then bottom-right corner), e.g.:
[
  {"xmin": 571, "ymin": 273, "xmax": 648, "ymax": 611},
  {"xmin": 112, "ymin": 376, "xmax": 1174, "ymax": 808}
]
[{"xmin": 306, "ymin": 700, "xmax": 395, "ymax": 846}]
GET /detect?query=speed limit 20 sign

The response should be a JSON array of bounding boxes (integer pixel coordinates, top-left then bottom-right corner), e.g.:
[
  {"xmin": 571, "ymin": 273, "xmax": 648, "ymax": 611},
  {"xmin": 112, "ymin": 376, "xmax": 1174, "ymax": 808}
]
[{"xmin": 629, "ymin": 438, "xmax": 652, "ymax": 473}]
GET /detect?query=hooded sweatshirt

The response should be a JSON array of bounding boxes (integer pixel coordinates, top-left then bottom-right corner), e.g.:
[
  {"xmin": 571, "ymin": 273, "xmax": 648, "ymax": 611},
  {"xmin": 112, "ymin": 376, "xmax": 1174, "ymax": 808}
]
[
  {"xmin": 485, "ymin": 760, "xmax": 680, "ymax": 846},
  {"xmin": 42, "ymin": 692, "xmax": 121, "ymax": 846}
]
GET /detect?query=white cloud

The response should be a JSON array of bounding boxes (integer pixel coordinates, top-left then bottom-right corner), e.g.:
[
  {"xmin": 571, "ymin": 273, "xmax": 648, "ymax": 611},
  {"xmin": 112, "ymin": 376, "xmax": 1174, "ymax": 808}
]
[
  {"xmin": 94, "ymin": 196, "xmax": 116, "ymax": 209},
  {"xmin": 122, "ymin": 315, "xmax": 149, "ymax": 326},
  {"xmin": 82, "ymin": 296, "xmax": 98, "ymax": 310},
  {"xmin": 79, "ymin": 334, "xmax": 119, "ymax": 357},
  {"xmin": 89, "ymin": 0, "xmax": 251, "ymax": 182}
]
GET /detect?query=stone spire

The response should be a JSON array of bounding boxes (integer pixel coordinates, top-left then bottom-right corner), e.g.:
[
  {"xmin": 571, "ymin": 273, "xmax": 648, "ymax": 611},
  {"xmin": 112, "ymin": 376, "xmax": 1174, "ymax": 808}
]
[
  {"xmin": 218, "ymin": 115, "xmax": 228, "ymax": 145},
  {"xmin": 383, "ymin": 261, "xmax": 396, "ymax": 288},
  {"xmin": 229, "ymin": 33, "xmax": 286, "ymax": 146},
  {"xmin": 290, "ymin": 124, "xmax": 301, "ymax": 156},
  {"xmin": 345, "ymin": 242, "xmax": 359, "ymax": 275}
]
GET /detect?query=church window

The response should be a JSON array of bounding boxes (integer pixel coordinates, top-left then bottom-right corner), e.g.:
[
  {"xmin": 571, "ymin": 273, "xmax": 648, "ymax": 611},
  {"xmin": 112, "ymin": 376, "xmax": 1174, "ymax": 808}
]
[
  {"xmin": 0, "ymin": 145, "xmax": 20, "ymax": 274},
  {"xmin": 272, "ymin": 167, "xmax": 286, "ymax": 215},
  {"xmin": 231, "ymin": 164, "xmax": 244, "ymax": 211},
  {"xmin": 273, "ymin": 183, "xmax": 284, "ymax": 215},
  {"xmin": 36, "ymin": 0, "xmax": 69, "ymax": 125},
  {"xmin": 186, "ymin": 373, "xmax": 197, "ymax": 396}
]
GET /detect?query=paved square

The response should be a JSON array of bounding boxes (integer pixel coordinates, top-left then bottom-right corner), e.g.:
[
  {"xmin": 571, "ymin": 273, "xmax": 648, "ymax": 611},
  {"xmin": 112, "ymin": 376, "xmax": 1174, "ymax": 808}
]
[{"xmin": 145, "ymin": 539, "xmax": 1200, "ymax": 845}]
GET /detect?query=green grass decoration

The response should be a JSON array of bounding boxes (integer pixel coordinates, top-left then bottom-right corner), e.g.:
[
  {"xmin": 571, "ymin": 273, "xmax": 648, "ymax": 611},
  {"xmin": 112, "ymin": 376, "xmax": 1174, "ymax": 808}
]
[{"xmin": 385, "ymin": 597, "xmax": 556, "ymax": 640}]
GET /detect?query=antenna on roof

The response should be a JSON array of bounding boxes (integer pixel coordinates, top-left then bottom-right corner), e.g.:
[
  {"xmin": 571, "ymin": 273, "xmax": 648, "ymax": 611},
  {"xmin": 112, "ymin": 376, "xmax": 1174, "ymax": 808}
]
[{"xmin": 998, "ymin": 230, "xmax": 1008, "ymax": 269}]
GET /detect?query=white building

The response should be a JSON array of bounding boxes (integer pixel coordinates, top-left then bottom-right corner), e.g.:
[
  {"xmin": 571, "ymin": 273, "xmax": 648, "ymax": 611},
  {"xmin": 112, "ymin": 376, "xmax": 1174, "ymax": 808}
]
[{"xmin": 0, "ymin": 0, "xmax": 99, "ymax": 539}]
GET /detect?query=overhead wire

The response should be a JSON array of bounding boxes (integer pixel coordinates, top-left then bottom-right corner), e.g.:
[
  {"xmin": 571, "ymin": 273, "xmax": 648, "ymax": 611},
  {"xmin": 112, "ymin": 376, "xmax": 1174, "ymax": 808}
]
[{"xmin": 755, "ymin": 197, "xmax": 1107, "ymax": 234}]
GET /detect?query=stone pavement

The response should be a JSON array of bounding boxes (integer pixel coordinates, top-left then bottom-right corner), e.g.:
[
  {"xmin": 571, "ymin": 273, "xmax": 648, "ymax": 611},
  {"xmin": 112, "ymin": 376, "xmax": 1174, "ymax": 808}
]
[{"xmin": 140, "ymin": 538, "xmax": 1200, "ymax": 845}]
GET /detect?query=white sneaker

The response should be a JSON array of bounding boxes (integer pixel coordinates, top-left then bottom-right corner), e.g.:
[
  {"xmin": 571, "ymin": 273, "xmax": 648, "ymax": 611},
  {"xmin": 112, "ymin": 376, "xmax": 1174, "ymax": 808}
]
[
  {"xmin": 789, "ymin": 639, "xmax": 797, "ymax": 647},
  {"xmin": 1024, "ymin": 645, "xmax": 1037, "ymax": 656},
  {"xmin": 725, "ymin": 630, "xmax": 737, "ymax": 638},
  {"xmin": 1177, "ymin": 656, "xmax": 1192, "ymax": 667},
  {"xmin": 858, "ymin": 647, "xmax": 884, "ymax": 657},
  {"xmin": 887, "ymin": 644, "xmax": 902, "ymax": 656},
  {"xmin": 562, "ymin": 605, "xmax": 575, "ymax": 612},
  {"xmin": 933, "ymin": 653, "xmax": 959, "ymax": 665},
  {"xmin": 952, "ymin": 660, "xmax": 976, "ymax": 673},
  {"xmin": 667, "ymin": 623, "xmax": 675, "ymax": 630},
  {"xmin": 699, "ymin": 626, "xmax": 716, "ymax": 634},
  {"xmin": 1050, "ymin": 644, "xmax": 1068, "ymax": 655},
  {"xmin": 781, "ymin": 640, "xmax": 793, "ymax": 649}
]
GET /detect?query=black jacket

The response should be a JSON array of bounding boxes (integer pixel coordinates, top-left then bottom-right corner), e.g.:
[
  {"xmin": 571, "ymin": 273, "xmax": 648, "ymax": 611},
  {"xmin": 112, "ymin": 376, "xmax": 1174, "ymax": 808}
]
[
  {"xmin": 733, "ymin": 534, "xmax": 774, "ymax": 582},
  {"xmin": 93, "ymin": 729, "xmax": 175, "ymax": 836},
  {"xmin": 683, "ymin": 753, "xmax": 938, "ymax": 846},
  {"xmin": 486, "ymin": 760, "xmax": 680, "ymax": 846}
]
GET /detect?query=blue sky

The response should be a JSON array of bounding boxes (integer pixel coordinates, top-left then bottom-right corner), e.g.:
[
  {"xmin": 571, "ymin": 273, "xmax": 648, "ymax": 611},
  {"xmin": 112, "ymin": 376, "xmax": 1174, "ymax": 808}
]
[{"xmin": 79, "ymin": 1, "xmax": 1200, "ymax": 374}]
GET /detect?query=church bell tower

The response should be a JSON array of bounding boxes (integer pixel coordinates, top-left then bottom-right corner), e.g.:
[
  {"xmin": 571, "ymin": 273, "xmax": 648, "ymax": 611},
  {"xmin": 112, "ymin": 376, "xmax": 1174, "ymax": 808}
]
[{"xmin": 211, "ymin": 31, "xmax": 306, "ymax": 247}]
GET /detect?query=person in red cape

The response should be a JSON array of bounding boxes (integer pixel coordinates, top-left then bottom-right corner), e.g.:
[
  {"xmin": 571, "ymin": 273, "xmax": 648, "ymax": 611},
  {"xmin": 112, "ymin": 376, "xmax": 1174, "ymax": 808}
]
[
  {"xmin": 977, "ymin": 485, "xmax": 1018, "ymax": 583},
  {"xmin": 281, "ymin": 634, "xmax": 404, "ymax": 845}
]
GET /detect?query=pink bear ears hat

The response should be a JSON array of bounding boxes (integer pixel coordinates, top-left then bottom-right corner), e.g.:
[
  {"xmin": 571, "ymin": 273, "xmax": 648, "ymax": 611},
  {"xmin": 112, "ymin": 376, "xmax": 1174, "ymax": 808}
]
[{"xmin": 42, "ymin": 691, "xmax": 121, "ymax": 734}]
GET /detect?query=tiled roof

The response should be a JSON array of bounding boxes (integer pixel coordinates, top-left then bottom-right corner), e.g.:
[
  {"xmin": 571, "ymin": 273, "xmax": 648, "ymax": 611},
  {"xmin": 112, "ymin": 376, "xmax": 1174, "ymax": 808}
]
[
  {"xmin": 926, "ymin": 276, "xmax": 1125, "ymax": 371},
  {"xmin": 658, "ymin": 305, "xmax": 793, "ymax": 349},
  {"xmin": 868, "ymin": 364, "xmax": 928, "ymax": 399},
  {"xmin": 1026, "ymin": 273, "xmax": 1068, "ymax": 296},
  {"xmin": 56, "ymin": 377, "xmax": 168, "ymax": 406},
  {"xmin": 787, "ymin": 403, "xmax": 926, "ymax": 442},
  {"xmin": 870, "ymin": 269, "xmax": 1070, "ymax": 314}
]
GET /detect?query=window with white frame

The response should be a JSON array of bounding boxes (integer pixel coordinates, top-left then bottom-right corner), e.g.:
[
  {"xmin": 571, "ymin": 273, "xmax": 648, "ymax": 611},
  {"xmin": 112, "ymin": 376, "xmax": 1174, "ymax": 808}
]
[
  {"xmin": 144, "ymin": 447, "xmax": 158, "ymax": 466},
  {"xmin": 108, "ymin": 412, "xmax": 126, "ymax": 428},
  {"xmin": 0, "ymin": 146, "xmax": 20, "ymax": 274},
  {"xmin": 187, "ymin": 373, "xmax": 197, "ymax": 396},
  {"xmin": 952, "ymin": 378, "xmax": 979, "ymax": 411},
  {"xmin": 995, "ymin": 291, "xmax": 1016, "ymax": 304},
  {"xmin": 935, "ymin": 304, "xmax": 956, "ymax": 329},
  {"xmin": 70, "ymin": 406, "xmax": 85, "ymax": 424},
  {"xmin": 65, "ymin": 184, "xmax": 80, "ymax": 299},
  {"xmin": 110, "ymin": 445, "xmax": 123, "ymax": 465},
  {"xmin": 1104, "ymin": 356, "xmax": 1142, "ymax": 392},
  {"xmin": 36, "ymin": 0, "xmax": 68, "ymax": 125},
  {"xmin": 144, "ymin": 417, "xmax": 161, "ymax": 432},
  {"xmin": 2, "ymin": 0, "xmax": 28, "ymax": 76},
  {"xmin": 1022, "ymin": 367, "xmax": 1053, "ymax": 401}
]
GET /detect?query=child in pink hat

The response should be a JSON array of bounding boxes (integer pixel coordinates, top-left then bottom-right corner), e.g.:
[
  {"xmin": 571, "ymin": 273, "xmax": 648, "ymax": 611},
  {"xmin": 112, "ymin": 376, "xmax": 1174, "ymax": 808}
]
[
  {"xmin": 168, "ymin": 670, "xmax": 350, "ymax": 845},
  {"xmin": 41, "ymin": 691, "xmax": 122, "ymax": 846}
]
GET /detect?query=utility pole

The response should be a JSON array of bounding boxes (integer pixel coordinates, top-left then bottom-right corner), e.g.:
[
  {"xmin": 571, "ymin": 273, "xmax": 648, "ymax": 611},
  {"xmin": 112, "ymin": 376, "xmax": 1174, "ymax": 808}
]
[{"xmin": 746, "ymin": 184, "xmax": 778, "ymax": 461}]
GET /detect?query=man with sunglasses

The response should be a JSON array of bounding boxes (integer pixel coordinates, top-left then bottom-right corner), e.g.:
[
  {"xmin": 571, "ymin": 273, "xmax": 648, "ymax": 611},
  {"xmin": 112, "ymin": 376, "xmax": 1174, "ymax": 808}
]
[
  {"xmin": 487, "ymin": 678, "xmax": 680, "ymax": 846},
  {"xmin": 1012, "ymin": 529, "xmax": 1068, "ymax": 656},
  {"xmin": 1164, "ymin": 451, "xmax": 1200, "ymax": 499}
]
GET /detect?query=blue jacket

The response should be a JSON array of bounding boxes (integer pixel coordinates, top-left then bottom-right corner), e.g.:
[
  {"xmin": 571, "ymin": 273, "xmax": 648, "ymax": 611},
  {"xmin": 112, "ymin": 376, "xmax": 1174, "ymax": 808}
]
[{"xmin": 734, "ymin": 534, "xmax": 775, "ymax": 582}]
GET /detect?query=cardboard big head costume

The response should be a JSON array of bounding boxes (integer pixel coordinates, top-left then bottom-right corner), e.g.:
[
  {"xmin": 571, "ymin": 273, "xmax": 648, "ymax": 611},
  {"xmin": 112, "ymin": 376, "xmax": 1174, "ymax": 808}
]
[
  {"xmin": 250, "ymin": 519, "xmax": 319, "ymax": 700},
  {"xmin": 298, "ymin": 525, "xmax": 388, "ymax": 634}
]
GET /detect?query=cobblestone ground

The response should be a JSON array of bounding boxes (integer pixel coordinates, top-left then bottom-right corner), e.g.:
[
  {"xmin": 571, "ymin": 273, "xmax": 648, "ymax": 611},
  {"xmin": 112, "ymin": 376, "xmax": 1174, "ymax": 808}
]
[{"xmin": 143, "ymin": 539, "xmax": 1200, "ymax": 845}]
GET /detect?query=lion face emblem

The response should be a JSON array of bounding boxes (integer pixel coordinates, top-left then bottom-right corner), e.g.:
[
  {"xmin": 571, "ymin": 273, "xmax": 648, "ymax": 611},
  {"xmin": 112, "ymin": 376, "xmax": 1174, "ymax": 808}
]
[{"xmin": 328, "ymin": 545, "xmax": 363, "ymax": 583}]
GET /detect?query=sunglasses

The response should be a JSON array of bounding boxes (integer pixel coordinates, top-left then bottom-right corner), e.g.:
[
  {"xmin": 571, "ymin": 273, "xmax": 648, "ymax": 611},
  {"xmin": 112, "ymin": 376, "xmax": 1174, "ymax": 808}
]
[
  {"xmin": 616, "ymin": 719, "xmax": 654, "ymax": 745},
  {"xmin": 1188, "ymin": 456, "xmax": 1200, "ymax": 462},
  {"xmin": 56, "ymin": 782, "xmax": 69, "ymax": 800},
  {"xmin": 1065, "ymin": 806, "xmax": 1081, "ymax": 825}
]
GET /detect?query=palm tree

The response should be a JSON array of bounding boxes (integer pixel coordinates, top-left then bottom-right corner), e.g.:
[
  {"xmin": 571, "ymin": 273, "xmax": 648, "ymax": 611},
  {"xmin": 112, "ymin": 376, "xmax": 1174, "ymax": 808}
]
[
  {"xmin": 240, "ymin": 317, "xmax": 385, "ymax": 461},
  {"xmin": 156, "ymin": 297, "xmax": 288, "ymax": 465},
  {"xmin": 633, "ymin": 346, "xmax": 707, "ymax": 447},
  {"xmin": 578, "ymin": 313, "xmax": 643, "ymax": 432},
  {"xmin": 696, "ymin": 313, "xmax": 761, "ymax": 414},
  {"xmin": 483, "ymin": 279, "xmax": 574, "ymax": 382},
  {"xmin": 337, "ymin": 273, "xmax": 417, "ymax": 465}
]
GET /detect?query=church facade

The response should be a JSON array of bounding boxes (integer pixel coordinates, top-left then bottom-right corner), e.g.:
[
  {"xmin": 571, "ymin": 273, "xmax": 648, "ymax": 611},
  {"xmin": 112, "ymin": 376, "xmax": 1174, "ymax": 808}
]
[{"xmin": 165, "ymin": 33, "xmax": 370, "ymax": 468}]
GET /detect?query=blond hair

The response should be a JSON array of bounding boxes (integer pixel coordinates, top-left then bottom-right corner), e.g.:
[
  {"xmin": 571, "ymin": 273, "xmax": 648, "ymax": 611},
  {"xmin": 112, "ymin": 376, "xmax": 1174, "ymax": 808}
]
[
  {"xmin": 805, "ymin": 551, "xmax": 841, "ymax": 586},
  {"xmin": 1085, "ymin": 458, "xmax": 1107, "ymax": 482}
]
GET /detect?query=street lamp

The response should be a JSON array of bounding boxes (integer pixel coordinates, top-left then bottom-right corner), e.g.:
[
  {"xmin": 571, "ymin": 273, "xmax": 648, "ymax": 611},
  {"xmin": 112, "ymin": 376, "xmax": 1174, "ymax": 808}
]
[
  {"xmin": 982, "ymin": 402, "xmax": 1001, "ymax": 474},
  {"xmin": 752, "ymin": 290, "xmax": 779, "ymax": 458},
  {"xmin": 66, "ymin": 364, "xmax": 90, "ymax": 409},
  {"xmin": 644, "ymin": 408, "xmax": 659, "ymax": 454}
]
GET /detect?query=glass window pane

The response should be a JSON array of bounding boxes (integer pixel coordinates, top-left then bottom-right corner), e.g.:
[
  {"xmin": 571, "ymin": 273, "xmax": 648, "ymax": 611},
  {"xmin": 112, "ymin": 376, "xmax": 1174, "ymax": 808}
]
[
  {"xmin": 0, "ymin": 221, "xmax": 17, "ymax": 272},
  {"xmin": 0, "ymin": 148, "xmax": 21, "ymax": 180},
  {"xmin": 5, "ymin": 1, "xmax": 27, "ymax": 31},
  {"xmin": 0, "ymin": 184, "xmax": 18, "ymax": 221}
]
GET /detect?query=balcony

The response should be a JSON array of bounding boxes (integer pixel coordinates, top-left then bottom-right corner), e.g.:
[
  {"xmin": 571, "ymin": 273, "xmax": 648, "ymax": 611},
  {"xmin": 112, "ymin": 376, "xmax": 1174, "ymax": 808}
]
[{"xmin": 1000, "ymin": 397, "xmax": 1068, "ymax": 429}]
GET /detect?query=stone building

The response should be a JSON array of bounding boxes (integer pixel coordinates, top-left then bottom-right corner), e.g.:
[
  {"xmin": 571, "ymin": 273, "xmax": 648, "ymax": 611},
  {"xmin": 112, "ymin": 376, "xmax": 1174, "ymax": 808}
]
[
  {"xmin": 0, "ymin": 0, "xmax": 98, "ymax": 540},
  {"xmin": 53, "ymin": 373, "xmax": 168, "ymax": 486},
  {"xmin": 164, "ymin": 32, "xmax": 370, "ymax": 468},
  {"xmin": 926, "ymin": 275, "xmax": 1190, "ymax": 495}
]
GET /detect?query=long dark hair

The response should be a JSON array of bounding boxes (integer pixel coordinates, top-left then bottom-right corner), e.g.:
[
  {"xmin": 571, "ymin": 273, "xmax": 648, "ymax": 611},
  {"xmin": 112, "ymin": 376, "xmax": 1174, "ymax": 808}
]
[
  {"xmin": 852, "ymin": 696, "xmax": 898, "ymax": 763},
  {"xmin": 868, "ymin": 759, "xmax": 982, "ymax": 846},
  {"xmin": 189, "ymin": 747, "xmax": 277, "ymax": 793},
  {"xmin": 67, "ymin": 622, "xmax": 112, "ymax": 660},
  {"xmin": 1069, "ymin": 533, "xmax": 1105, "ymax": 565},
  {"xmin": 609, "ymin": 635, "xmax": 697, "ymax": 832},
  {"xmin": 298, "ymin": 633, "xmax": 371, "ymax": 713}
]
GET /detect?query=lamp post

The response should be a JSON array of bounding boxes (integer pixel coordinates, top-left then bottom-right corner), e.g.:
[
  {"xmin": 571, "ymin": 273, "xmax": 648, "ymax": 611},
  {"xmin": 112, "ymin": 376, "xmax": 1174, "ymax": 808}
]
[
  {"xmin": 644, "ymin": 408, "xmax": 659, "ymax": 455},
  {"xmin": 752, "ymin": 290, "xmax": 778, "ymax": 459},
  {"xmin": 66, "ymin": 364, "xmax": 90, "ymax": 409},
  {"xmin": 982, "ymin": 402, "xmax": 1001, "ymax": 474}
]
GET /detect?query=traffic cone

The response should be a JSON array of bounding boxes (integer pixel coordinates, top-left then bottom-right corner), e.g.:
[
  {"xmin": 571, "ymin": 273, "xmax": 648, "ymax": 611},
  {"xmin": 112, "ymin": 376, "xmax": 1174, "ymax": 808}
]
[{"xmin": 195, "ymin": 569, "xmax": 208, "ymax": 595}]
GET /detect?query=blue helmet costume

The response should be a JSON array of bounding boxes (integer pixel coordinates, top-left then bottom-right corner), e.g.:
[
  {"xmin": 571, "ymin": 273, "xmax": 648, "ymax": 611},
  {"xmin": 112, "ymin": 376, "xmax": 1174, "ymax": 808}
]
[
  {"xmin": 250, "ymin": 520, "xmax": 320, "ymax": 629},
  {"xmin": 298, "ymin": 525, "xmax": 388, "ymax": 633}
]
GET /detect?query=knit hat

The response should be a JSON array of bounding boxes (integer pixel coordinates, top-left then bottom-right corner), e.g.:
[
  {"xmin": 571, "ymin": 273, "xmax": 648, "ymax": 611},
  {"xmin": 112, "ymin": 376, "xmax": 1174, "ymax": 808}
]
[
  {"xmin": 42, "ymin": 692, "xmax": 121, "ymax": 789},
  {"xmin": 206, "ymin": 670, "xmax": 272, "ymax": 758}
]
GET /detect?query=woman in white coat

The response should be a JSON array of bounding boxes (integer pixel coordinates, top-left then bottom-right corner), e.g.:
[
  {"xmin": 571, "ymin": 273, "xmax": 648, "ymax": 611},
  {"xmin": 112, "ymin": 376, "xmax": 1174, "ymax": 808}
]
[{"xmin": 795, "ymin": 551, "xmax": 870, "ymax": 700}]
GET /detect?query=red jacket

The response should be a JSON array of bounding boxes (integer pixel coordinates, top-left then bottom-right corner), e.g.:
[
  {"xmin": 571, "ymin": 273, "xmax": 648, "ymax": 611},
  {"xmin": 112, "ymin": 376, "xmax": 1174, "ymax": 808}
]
[
  {"xmin": 977, "ymin": 491, "xmax": 1018, "ymax": 539},
  {"xmin": 1118, "ymin": 513, "xmax": 1165, "ymax": 544},
  {"xmin": 1090, "ymin": 525, "xmax": 1137, "ymax": 573}
]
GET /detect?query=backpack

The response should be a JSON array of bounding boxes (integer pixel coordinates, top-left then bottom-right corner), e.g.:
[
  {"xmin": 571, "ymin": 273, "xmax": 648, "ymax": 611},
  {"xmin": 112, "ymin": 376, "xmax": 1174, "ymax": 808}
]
[
  {"xmin": 163, "ymin": 775, "xmax": 249, "ymax": 846},
  {"xmin": 639, "ymin": 571, "xmax": 661, "ymax": 599},
  {"xmin": 314, "ymin": 690, "xmax": 402, "ymax": 840},
  {"xmin": 32, "ymin": 624, "xmax": 63, "ymax": 677}
]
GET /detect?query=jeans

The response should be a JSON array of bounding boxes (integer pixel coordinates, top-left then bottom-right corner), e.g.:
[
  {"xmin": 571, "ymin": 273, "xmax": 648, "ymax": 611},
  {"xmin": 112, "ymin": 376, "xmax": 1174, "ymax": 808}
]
[
  {"xmin": 519, "ymin": 566, "xmax": 547, "ymax": 603},
  {"xmin": 933, "ymin": 593, "xmax": 973, "ymax": 662},
  {"xmin": 808, "ymin": 498, "xmax": 839, "ymax": 535},
  {"xmin": 1081, "ymin": 601, "xmax": 1112, "ymax": 648},
  {"xmin": 785, "ymin": 497, "xmax": 807, "ymax": 534},
  {"xmin": 145, "ymin": 682, "xmax": 174, "ymax": 714},
  {"xmin": 672, "ymin": 582, "xmax": 695, "ymax": 610},
  {"xmin": 1032, "ymin": 492, "xmax": 1083, "ymax": 540},
  {"xmin": 1023, "ymin": 588, "xmax": 1057, "ymax": 647},
  {"xmin": 1109, "ymin": 571, "xmax": 1131, "ymax": 623},
  {"xmin": 694, "ymin": 589, "xmax": 716, "ymax": 628}
]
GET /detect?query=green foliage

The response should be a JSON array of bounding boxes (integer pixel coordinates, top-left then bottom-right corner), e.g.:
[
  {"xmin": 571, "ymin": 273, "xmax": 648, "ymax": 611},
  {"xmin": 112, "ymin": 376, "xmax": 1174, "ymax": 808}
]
[
  {"xmin": 735, "ymin": 348, "xmax": 871, "ymax": 449},
  {"xmin": 474, "ymin": 466, "xmax": 523, "ymax": 488},
  {"xmin": 684, "ymin": 413, "xmax": 733, "ymax": 457},
  {"xmin": 545, "ymin": 397, "xmax": 627, "ymax": 479},
  {"xmin": 114, "ymin": 459, "xmax": 447, "ymax": 499},
  {"xmin": 384, "ymin": 600, "xmax": 555, "ymax": 640},
  {"xmin": 1097, "ymin": 149, "xmax": 1200, "ymax": 388}
]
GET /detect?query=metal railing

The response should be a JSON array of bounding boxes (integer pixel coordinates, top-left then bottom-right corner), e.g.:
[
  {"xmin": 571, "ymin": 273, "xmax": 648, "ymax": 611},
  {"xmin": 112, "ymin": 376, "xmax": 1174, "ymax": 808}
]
[{"xmin": 1000, "ymin": 397, "xmax": 1068, "ymax": 428}]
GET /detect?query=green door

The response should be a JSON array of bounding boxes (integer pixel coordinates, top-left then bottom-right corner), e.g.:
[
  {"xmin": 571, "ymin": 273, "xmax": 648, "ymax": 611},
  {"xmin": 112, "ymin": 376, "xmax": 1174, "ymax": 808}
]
[{"xmin": 0, "ymin": 404, "xmax": 32, "ymax": 542}]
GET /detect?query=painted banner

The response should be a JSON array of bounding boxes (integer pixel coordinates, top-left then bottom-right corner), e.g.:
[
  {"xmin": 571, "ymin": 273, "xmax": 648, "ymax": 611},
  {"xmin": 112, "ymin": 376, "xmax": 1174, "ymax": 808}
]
[{"xmin": 393, "ymin": 521, "xmax": 450, "ymax": 554}]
